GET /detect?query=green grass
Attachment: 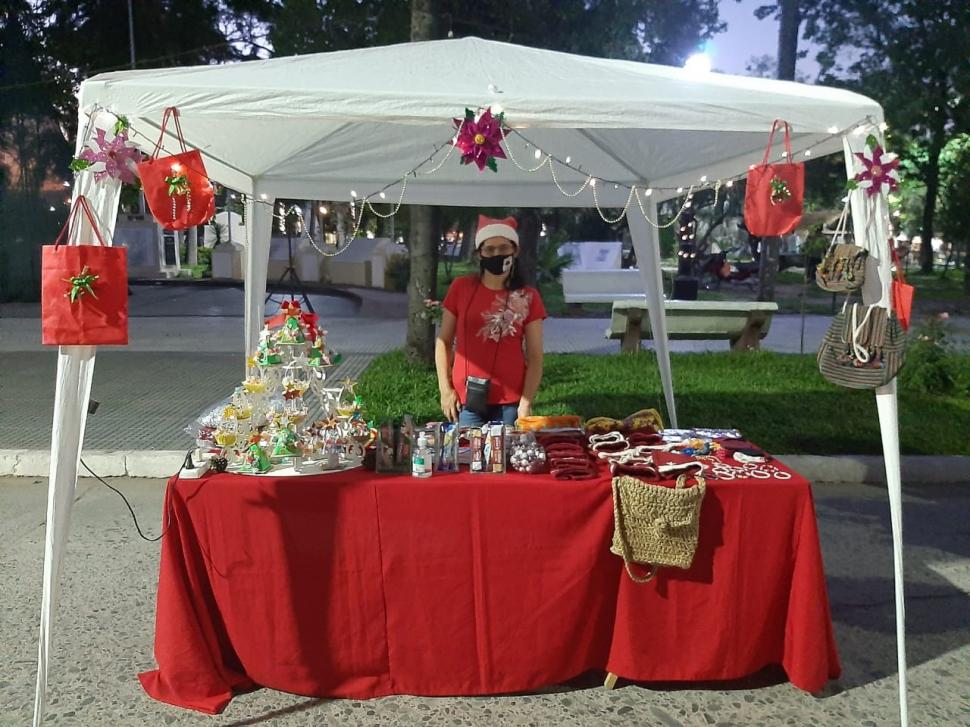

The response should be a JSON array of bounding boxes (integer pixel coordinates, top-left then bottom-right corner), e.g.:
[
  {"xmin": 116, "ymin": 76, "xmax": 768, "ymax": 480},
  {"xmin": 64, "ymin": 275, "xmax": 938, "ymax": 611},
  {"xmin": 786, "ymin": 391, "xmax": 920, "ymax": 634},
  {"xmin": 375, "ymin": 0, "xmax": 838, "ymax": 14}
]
[{"xmin": 357, "ymin": 350, "xmax": 970, "ymax": 455}]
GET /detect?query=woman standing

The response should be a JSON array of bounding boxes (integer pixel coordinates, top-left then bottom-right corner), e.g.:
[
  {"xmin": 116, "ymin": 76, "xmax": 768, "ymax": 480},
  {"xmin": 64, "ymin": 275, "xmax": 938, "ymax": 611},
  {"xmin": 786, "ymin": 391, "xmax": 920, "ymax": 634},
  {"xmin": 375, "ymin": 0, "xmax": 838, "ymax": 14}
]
[{"xmin": 435, "ymin": 215, "xmax": 547, "ymax": 426}]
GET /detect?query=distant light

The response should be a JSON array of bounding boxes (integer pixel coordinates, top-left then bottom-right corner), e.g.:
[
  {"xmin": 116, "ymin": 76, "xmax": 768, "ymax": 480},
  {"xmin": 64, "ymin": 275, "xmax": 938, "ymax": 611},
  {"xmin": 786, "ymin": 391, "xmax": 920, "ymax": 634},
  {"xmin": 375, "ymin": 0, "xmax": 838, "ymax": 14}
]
[
  {"xmin": 879, "ymin": 122, "xmax": 889, "ymax": 132},
  {"xmin": 827, "ymin": 125, "xmax": 839, "ymax": 134},
  {"xmin": 319, "ymin": 205, "xmax": 328, "ymax": 215},
  {"xmin": 49, "ymin": 206, "xmax": 56, "ymax": 212},
  {"xmin": 62, "ymin": 180, "xmax": 71, "ymax": 187},
  {"xmin": 683, "ymin": 53, "xmax": 711, "ymax": 74},
  {"xmin": 804, "ymin": 150, "xmax": 812, "ymax": 157},
  {"xmin": 726, "ymin": 180, "xmax": 734, "ymax": 188},
  {"xmin": 350, "ymin": 190, "xmax": 358, "ymax": 198}
]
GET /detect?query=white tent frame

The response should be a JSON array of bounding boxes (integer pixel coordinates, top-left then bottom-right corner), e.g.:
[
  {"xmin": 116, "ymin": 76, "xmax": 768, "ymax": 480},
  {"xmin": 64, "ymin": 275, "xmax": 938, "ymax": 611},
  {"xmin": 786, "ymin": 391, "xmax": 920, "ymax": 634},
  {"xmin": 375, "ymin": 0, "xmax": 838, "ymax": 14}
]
[{"xmin": 34, "ymin": 39, "xmax": 907, "ymax": 727}]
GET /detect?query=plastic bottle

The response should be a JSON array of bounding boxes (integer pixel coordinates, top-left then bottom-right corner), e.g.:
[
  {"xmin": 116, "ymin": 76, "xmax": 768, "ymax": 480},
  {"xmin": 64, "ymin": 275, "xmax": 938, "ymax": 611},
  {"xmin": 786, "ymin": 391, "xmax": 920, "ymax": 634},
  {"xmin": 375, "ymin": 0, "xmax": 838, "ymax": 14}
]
[{"xmin": 412, "ymin": 432, "xmax": 432, "ymax": 478}]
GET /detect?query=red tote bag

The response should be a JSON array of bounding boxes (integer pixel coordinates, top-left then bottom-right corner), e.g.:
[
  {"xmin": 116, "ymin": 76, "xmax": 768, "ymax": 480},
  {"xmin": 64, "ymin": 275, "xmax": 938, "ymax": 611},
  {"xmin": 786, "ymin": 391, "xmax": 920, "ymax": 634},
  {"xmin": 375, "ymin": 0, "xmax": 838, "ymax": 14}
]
[
  {"xmin": 136, "ymin": 107, "xmax": 215, "ymax": 231},
  {"xmin": 890, "ymin": 240, "xmax": 914, "ymax": 330},
  {"xmin": 41, "ymin": 196, "xmax": 129, "ymax": 346},
  {"xmin": 744, "ymin": 119, "xmax": 805, "ymax": 236}
]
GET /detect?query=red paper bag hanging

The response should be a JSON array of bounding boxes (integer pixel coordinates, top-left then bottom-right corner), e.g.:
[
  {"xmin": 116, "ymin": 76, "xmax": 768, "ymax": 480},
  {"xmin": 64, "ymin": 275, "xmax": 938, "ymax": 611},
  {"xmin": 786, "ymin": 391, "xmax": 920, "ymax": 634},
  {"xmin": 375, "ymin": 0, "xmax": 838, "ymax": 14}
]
[
  {"xmin": 136, "ymin": 107, "xmax": 215, "ymax": 231},
  {"xmin": 41, "ymin": 196, "xmax": 129, "ymax": 346},
  {"xmin": 890, "ymin": 239, "xmax": 914, "ymax": 330},
  {"xmin": 744, "ymin": 119, "xmax": 805, "ymax": 236}
]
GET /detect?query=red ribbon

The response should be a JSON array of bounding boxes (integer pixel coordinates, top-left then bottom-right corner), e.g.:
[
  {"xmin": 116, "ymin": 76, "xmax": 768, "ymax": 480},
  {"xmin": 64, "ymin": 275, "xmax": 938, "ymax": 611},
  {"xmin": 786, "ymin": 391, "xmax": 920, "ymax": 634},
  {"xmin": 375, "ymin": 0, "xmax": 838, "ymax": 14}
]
[{"xmin": 266, "ymin": 300, "xmax": 319, "ymax": 342}]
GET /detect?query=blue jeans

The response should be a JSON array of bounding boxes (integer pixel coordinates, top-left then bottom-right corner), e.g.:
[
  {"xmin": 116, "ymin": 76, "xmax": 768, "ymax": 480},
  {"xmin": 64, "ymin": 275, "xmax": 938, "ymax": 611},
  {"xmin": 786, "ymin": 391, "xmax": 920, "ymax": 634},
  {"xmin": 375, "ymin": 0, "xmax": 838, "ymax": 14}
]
[{"xmin": 458, "ymin": 404, "xmax": 518, "ymax": 428}]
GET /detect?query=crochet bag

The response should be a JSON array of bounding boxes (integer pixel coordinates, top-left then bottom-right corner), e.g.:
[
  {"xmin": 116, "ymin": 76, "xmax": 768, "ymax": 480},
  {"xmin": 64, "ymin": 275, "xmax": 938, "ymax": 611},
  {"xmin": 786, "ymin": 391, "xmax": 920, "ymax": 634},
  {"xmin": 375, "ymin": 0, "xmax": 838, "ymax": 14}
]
[
  {"xmin": 817, "ymin": 301, "xmax": 905, "ymax": 389},
  {"xmin": 610, "ymin": 474, "xmax": 706, "ymax": 584},
  {"xmin": 816, "ymin": 202, "xmax": 867, "ymax": 293}
]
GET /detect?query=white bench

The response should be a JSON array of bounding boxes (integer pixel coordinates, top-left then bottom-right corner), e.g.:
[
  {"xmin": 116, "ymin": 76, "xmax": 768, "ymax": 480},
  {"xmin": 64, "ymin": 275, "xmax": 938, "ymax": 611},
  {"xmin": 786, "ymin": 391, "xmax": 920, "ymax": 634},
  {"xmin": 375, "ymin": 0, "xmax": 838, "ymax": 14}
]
[{"xmin": 608, "ymin": 300, "xmax": 779, "ymax": 353}]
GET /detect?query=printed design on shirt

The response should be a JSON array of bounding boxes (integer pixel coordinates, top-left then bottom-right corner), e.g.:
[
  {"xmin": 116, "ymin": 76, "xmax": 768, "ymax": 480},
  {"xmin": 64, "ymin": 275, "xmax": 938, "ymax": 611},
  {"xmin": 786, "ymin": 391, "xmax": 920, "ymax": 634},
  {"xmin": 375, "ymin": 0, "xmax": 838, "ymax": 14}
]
[{"xmin": 478, "ymin": 289, "xmax": 532, "ymax": 341}]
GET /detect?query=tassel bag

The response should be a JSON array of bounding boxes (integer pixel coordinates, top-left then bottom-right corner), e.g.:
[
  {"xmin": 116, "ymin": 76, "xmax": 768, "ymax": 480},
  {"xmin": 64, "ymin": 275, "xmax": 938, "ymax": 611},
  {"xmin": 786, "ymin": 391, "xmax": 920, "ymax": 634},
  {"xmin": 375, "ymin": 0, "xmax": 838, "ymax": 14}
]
[
  {"xmin": 817, "ymin": 301, "xmax": 905, "ymax": 389},
  {"xmin": 136, "ymin": 107, "xmax": 215, "ymax": 231},
  {"xmin": 610, "ymin": 474, "xmax": 706, "ymax": 583},
  {"xmin": 41, "ymin": 195, "xmax": 128, "ymax": 346},
  {"xmin": 816, "ymin": 202, "xmax": 868, "ymax": 293},
  {"xmin": 744, "ymin": 119, "xmax": 805, "ymax": 236}
]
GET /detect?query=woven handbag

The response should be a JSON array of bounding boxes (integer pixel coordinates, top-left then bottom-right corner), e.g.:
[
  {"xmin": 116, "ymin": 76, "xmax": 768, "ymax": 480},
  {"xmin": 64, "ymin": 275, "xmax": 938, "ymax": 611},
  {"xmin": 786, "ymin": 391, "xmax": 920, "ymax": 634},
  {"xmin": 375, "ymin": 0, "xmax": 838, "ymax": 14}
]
[
  {"xmin": 817, "ymin": 301, "xmax": 905, "ymax": 389},
  {"xmin": 610, "ymin": 474, "xmax": 706, "ymax": 584},
  {"xmin": 816, "ymin": 203, "xmax": 867, "ymax": 293}
]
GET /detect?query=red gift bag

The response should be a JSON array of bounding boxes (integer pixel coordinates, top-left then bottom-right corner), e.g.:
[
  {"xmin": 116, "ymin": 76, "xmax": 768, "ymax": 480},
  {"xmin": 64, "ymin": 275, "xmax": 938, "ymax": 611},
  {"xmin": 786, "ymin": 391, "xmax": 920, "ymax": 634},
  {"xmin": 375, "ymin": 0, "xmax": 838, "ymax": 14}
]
[
  {"xmin": 41, "ymin": 196, "xmax": 129, "ymax": 346},
  {"xmin": 744, "ymin": 119, "xmax": 805, "ymax": 236},
  {"xmin": 890, "ymin": 240, "xmax": 914, "ymax": 330},
  {"xmin": 136, "ymin": 107, "xmax": 215, "ymax": 231}
]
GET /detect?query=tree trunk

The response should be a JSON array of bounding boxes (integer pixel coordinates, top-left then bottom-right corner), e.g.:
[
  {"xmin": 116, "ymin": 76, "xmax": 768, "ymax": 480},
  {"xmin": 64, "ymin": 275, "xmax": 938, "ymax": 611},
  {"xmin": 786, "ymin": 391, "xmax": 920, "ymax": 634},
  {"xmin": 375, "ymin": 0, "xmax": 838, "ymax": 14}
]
[
  {"xmin": 965, "ymin": 240, "xmax": 970, "ymax": 295},
  {"xmin": 516, "ymin": 210, "xmax": 540, "ymax": 286},
  {"xmin": 405, "ymin": 0, "xmax": 440, "ymax": 364},
  {"xmin": 920, "ymin": 122, "xmax": 946, "ymax": 274},
  {"xmin": 187, "ymin": 226, "xmax": 199, "ymax": 267},
  {"xmin": 776, "ymin": 0, "xmax": 799, "ymax": 81},
  {"xmin": 406, "ymin": 205, "xmax": 440, "ymax": 364},
  {"xmin": 757, "ymin": 237, "xmax": 781, "ymax": 301}
]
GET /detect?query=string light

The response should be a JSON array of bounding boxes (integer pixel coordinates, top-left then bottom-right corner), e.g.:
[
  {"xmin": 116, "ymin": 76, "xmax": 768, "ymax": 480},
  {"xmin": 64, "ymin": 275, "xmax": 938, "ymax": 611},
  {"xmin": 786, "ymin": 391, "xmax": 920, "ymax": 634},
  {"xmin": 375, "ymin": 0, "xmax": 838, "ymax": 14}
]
[{"xmin": 92, "ymin": 103, "xmax": 876, "ymax": 257}]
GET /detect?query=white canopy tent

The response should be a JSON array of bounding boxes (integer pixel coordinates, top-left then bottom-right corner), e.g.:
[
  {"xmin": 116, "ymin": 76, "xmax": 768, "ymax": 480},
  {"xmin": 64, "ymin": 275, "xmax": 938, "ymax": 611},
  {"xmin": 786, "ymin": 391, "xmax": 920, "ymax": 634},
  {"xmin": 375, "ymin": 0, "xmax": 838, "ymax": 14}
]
[{"xmin": 37, "ymin": 37, "xmax": 906, "ymax": 725}]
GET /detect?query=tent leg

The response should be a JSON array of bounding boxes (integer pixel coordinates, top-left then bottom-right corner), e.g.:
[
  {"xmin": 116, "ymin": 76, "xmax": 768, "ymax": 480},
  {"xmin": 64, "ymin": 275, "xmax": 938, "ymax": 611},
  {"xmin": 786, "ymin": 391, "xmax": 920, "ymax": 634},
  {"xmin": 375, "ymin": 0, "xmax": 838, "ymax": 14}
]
[
  {"xmin": 877, "ymin": 379, "xmax": 908, "ymax": 727},
  {"xmin": 243, "ymin": 191, "xmax": 276, "ymax": 358},
  {"xmin": 33, "ymin": 348, "xmax": 97, "ymax": 727},
  {"xmin": 627, "ymin": 207, "xmax": 678, "ymax": 428}
]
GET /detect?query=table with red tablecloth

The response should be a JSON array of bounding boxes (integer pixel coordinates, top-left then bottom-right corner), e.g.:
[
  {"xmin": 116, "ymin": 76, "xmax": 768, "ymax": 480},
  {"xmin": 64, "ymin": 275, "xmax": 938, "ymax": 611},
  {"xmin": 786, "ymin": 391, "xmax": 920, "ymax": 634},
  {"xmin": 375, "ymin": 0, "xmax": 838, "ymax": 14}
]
[{"xmin": 138, "ymin": 459, "xmax": 840, "ymax": 714}]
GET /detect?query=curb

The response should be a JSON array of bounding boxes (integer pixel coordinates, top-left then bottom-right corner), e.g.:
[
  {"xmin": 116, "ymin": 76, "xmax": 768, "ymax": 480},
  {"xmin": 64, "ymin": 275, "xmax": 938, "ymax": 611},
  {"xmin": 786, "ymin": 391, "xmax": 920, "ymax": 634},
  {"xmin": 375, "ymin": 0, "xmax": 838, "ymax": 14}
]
[{"xmin": 3, "ymin": 449, "xmax": 970, "ymax": 484}]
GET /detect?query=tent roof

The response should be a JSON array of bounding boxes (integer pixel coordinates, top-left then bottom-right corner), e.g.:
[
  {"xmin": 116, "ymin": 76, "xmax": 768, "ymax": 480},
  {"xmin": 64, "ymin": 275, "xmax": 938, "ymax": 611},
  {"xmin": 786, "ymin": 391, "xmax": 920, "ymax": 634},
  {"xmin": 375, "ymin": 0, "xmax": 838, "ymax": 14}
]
[{"xmin": 79, "ymin": 36, "xmax": 882, "ymax": 205}]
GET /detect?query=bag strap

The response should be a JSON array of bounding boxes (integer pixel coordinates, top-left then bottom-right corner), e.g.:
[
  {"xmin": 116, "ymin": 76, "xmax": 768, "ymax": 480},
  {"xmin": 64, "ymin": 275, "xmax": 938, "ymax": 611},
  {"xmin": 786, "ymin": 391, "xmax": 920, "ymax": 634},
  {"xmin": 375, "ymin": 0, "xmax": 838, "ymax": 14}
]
[
  {"xmin": 53, "ymin": 195, "xmax": 108, "ymax": 248},
  {"xmin": 761, "ymin": 119, "xmax": 793, "ymax": 166},
  {"xmin": 889, "ymin": 238, "xmax": 907, "ymax": 285},
  {"xmin": 611, "ymin": 477, "xmax": 658, "ymax": 584},
  {"xmin": 849, "ymin": 302, "xmax": 876, "ymax": 363},
  {"xmin": 151, "ymin": 106, "xmax": 188, "ymax": 159}
]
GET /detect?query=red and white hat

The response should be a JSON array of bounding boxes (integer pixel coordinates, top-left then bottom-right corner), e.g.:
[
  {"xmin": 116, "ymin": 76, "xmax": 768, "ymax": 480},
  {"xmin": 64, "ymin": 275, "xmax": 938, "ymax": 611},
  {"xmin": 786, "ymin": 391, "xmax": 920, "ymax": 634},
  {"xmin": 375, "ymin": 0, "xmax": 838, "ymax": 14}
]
[{"xmin": 474, "ymin": 215, "xmax": 519, "ymax": 250}]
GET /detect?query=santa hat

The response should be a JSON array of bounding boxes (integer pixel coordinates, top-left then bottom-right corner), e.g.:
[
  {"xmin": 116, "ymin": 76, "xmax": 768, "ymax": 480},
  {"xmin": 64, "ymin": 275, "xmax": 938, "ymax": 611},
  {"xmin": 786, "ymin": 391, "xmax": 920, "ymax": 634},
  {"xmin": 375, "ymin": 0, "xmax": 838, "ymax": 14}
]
[{"xmin": 474, "ymin": 215, "xmax": 519, "ymax": 249}]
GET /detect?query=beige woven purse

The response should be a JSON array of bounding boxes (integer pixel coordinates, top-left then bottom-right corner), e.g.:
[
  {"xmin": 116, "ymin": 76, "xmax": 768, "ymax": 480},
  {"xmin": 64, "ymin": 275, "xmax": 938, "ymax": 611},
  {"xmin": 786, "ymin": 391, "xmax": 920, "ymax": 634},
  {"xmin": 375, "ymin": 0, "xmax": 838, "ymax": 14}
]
[{"xmin": 610, "ymin": 474, "xmax": 706, "ymax": 583}]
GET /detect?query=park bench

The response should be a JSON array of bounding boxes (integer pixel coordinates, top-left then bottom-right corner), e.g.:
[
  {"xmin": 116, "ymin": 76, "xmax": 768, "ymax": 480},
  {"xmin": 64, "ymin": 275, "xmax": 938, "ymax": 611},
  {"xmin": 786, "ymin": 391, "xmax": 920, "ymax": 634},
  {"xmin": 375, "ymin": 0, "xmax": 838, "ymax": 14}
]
[{"xmin": 608, "ymin": 300, "xmax": 779, "ymax": 353}]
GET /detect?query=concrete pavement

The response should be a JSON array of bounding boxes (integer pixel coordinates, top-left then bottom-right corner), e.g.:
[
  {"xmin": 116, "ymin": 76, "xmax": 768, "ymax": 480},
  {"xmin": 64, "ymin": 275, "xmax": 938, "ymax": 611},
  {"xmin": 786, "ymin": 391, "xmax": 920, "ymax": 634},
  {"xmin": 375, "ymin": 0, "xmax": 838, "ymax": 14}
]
[{"xmin": 2, "ymin": 477, "xmax": 968, "ymax": 725}]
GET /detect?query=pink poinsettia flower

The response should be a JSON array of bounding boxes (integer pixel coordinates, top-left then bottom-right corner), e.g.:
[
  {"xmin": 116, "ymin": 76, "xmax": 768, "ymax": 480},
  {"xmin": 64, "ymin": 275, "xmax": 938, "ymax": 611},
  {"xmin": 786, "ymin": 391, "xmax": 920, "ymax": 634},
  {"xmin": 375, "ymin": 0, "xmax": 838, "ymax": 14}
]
[
  {"xmin": 452, "ymin": 107, "xmax": 508, "ymax": 172},
  {"xmin": 853, "ymin": 144, "xmax": 900, "ymax": 197},
  {"xmin": 77, "ymin": 128, "xmax": 144, "ymax": 184}
]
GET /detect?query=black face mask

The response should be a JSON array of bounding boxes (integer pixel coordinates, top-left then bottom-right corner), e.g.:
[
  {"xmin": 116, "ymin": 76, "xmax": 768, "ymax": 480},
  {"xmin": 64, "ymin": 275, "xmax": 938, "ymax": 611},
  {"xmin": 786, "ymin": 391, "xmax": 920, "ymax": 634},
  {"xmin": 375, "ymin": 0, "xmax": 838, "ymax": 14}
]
[{"xmin": 480, "ymin": 254, "xmax": 514, "ymax": 276}]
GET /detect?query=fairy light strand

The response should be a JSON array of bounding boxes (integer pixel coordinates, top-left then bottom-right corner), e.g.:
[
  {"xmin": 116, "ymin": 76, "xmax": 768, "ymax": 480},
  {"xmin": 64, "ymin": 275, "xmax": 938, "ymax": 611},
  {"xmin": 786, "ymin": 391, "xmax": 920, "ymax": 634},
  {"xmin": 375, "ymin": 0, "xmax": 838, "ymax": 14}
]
[{"xmin": 82, "ymin": 104, "xmax": 878, "ymax": 253}]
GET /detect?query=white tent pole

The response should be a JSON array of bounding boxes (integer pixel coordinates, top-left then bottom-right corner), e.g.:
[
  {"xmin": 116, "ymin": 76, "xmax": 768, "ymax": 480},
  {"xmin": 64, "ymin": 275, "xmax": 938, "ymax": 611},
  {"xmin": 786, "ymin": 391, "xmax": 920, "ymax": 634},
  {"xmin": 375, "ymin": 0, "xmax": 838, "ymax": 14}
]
[
  {"xmin": 243, "ymin": 188, "xmax": 276, "ymax": 358},
  {"xmin": 843, "ymin": 127, "xmax": 908, "ymax": 726},
  {"xmin": 627, "ymin": 207, "xmax": 678, "ymax": 428},
  {"xmin": 33, "ymin": 109, "xmax": 122, "ymax": 727}
]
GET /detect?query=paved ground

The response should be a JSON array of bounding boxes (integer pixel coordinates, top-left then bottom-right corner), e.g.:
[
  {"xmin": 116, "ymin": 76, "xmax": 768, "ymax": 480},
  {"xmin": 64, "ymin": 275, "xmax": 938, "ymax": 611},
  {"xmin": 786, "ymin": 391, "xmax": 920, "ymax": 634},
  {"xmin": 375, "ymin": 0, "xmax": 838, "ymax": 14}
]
[{"xmin": 2, "ymin": 478, "xmax": 968, "ymax": 726}]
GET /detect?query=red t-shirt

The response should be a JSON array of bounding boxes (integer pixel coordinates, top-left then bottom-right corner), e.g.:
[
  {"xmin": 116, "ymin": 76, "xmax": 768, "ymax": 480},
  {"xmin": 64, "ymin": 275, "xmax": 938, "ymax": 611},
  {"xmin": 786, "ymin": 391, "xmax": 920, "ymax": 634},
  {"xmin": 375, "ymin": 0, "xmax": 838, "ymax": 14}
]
[{"xmin": 442, "ymin": 275, "xmax": 547, "ymax": 405}]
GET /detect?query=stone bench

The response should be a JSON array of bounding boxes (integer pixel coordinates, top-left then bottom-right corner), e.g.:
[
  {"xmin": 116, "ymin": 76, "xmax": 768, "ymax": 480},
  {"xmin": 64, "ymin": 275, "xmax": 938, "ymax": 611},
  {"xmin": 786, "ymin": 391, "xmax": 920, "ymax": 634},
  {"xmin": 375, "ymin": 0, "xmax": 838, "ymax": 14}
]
[{"xmin": 608, "ymin": 300, "xmax": 779, "ymax": 353}]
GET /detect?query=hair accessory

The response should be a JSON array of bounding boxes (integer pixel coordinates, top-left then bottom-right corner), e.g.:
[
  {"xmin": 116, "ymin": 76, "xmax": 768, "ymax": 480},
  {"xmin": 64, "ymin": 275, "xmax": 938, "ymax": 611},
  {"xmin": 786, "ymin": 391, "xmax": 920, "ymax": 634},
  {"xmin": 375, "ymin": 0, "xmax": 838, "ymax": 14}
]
[{"xmin": 475, "ymin": 214, "xmax": 519, "ymax": 249}]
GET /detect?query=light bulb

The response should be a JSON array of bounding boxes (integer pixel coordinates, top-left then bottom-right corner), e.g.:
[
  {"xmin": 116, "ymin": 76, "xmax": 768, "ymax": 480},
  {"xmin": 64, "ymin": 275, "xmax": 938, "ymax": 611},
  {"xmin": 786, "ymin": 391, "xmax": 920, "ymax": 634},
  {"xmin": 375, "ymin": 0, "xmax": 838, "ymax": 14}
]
[
  {"xmin": 534, "ymin": 148, "xmax": 542, "ymax": 160},
  {"xmin": 350, "ymin": 190, "xmax": 358, "ymax": 198},
  {"xmin": 231, "ymin": 194, "xmax": 237, "ymax": 200},
  {"xmin": 259, "ymin": 193, "xmax": 267, "ymax": 200},
  {"xmin": 319, "ymin": 205, "xmax": 328, "ymax": 215},
  {"xmin": 676, "ymin": 187, "xmax": 683, "ymax": 194},
  {"xmin": 565, "ymin": 156, "xmax": 571, "ymax": 164},
  {"xmin": 879, "ymin": 122, "xmax": 889, "ymax": 132},
  {"xmin": 827, "ymin": 125, "xmax": 839, "ymax": 134},
  {"xmin": 804, "ymin": 150, "xmax": 812, "ymax": 157},
  {"xmin": 590, "ymin": 178, "xmax": 597, "ymax": 188},
  {"xmin": 491, "ymin": 103, "xmax": 504, "ymax": 114},
  {"xmin": 644, "ymin": 188, "xmax": 653, "ymax": 196},
  {"xmin": 62, "ymin": 180, "xmax": 71, "ymax": 187},
  {"xmin": 699, "ymin": 175, "xmax": 708, "ymax": 183},
  {"xmin": 379, "ymin": 192, "xmax": 386, "ymax": 200},
  {"xmin": 725, "ymin": 181, "xmax": 734, "ymax": 188}
]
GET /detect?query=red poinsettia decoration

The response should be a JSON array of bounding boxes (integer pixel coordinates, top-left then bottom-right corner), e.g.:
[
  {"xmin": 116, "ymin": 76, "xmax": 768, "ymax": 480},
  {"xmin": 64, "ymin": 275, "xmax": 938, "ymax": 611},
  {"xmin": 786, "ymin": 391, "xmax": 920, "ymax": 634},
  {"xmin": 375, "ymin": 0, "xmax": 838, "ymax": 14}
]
[
  {"xmin": 849, "ymin": 135, "xmax": 901, "ymax": 197},
  {"xmin": 452, "ymin": 107, "xmax": 508, "ymax": 173}
]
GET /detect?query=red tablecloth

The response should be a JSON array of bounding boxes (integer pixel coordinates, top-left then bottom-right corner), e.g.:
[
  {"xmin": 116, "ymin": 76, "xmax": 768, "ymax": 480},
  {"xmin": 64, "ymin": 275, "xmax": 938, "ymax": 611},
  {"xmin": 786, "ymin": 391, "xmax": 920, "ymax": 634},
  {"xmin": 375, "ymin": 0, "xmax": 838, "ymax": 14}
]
[{"xmin": 139, "ymin": 461, "xmax": 840, "ymax": 714}]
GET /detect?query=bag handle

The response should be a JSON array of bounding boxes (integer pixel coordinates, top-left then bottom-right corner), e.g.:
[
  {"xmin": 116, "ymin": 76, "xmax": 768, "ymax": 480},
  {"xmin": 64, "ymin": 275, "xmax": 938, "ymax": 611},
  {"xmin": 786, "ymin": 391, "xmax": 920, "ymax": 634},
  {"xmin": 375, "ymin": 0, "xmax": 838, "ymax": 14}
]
[
  {"xmin": 611, "ymin": 478, "xmax": 658, "ymax": 584},
  {"xmin": 761, "ymin": 119, "xmax": 794, "ymax": 166},
  {"xmin": 53, "ymin": 195, "xmax": 108, "ymax": 248},
  {"xmin": 889, "ymin": 238, "xmax": 907, "ymax": 285},
  {"xmin": 151, "ymin": 106, "xmax": 188, "ymax": 159}
]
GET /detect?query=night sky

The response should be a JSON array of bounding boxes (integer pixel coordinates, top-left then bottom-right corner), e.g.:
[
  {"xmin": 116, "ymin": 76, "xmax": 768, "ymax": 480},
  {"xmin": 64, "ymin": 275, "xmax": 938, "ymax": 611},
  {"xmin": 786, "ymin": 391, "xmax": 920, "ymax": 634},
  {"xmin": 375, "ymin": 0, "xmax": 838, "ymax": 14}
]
[{"xmin": 712, "ymin": 0, "xmax": 821, "ymax": 79}]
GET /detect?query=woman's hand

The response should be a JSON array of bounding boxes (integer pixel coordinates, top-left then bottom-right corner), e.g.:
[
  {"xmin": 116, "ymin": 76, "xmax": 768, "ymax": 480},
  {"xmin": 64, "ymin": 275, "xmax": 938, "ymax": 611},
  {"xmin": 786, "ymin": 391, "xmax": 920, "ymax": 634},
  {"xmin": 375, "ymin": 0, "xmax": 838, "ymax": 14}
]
[
  {"xmin": 440, "ymin": 388, "xmax": 460, "ymax": 422},
  {"xmin": 517, "ymin": 400, "xmax": 532, "ymax": 422}
]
